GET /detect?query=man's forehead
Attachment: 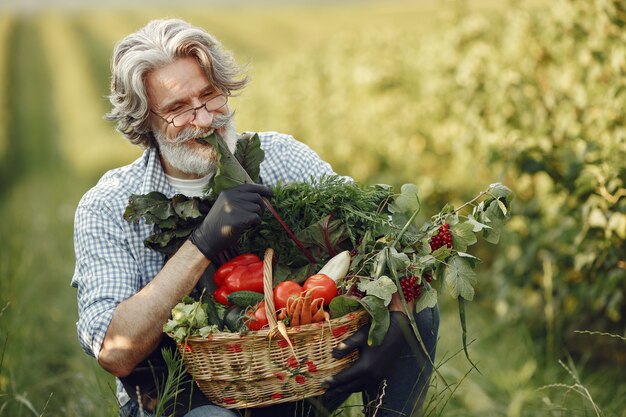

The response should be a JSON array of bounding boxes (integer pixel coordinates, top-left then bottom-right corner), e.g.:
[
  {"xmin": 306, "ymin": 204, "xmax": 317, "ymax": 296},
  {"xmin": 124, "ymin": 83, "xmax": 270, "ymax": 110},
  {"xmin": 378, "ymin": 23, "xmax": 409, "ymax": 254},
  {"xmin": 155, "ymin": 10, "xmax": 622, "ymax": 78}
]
[{"xmin": 146, "ymin": 57, "xmax": 213, "ymax": 109}]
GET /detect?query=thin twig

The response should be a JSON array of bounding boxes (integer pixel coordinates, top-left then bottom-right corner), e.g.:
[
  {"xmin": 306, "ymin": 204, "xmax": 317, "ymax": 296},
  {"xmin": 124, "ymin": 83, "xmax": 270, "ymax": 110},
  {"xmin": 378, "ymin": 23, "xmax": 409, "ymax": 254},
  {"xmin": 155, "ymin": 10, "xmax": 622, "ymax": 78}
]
[{"xmin": 573, "ymin": 330, "xmax": 626, "ymax": 341}]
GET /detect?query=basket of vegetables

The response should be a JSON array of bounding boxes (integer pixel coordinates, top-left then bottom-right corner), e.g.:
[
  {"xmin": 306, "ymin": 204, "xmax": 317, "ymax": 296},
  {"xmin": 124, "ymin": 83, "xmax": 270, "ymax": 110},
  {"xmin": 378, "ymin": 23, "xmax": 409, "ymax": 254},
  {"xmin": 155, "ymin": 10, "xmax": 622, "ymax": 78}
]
[
  {"xmin": 125, "ymin": 132, "xmax": 514, "ymax": 409},
  {"xmin": 165, "ymin": 248, "xmax": 369, "ymax": 408}
]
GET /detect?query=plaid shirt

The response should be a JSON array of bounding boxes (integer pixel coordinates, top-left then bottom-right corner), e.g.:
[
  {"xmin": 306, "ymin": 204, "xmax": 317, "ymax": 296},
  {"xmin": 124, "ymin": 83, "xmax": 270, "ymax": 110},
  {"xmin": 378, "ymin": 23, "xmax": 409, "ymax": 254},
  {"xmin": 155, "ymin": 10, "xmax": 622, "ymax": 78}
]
[{"xmin": 71, "ymin": 132, "xmax": 336, "ymax": 360}]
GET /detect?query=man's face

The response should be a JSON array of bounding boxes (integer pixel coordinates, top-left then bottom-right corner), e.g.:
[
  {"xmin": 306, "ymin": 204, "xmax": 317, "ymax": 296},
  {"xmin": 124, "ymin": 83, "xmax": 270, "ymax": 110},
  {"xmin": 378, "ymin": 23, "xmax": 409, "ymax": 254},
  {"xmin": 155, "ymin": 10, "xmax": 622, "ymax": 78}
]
[{"xmin": 146, "ymin": 56, "xmax": 237, "ymax": 179}]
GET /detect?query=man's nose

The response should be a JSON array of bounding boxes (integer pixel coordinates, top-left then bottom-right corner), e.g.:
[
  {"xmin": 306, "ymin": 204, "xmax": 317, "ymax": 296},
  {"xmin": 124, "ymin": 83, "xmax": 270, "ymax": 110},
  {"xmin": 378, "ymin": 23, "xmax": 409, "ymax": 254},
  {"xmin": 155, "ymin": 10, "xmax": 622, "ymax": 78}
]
[{"xmin": 191, "ymin": 105, "xmax": 214, "ymax": 128}]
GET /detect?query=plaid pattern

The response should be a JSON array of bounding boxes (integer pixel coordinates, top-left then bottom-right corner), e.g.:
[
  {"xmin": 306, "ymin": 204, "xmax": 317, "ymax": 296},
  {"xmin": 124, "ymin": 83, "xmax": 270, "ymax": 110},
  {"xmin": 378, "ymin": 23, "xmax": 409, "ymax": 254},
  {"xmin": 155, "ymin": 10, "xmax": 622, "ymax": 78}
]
[{"xmin": 71, "ymin": 132, "xmax": 336, "ymax": 360}]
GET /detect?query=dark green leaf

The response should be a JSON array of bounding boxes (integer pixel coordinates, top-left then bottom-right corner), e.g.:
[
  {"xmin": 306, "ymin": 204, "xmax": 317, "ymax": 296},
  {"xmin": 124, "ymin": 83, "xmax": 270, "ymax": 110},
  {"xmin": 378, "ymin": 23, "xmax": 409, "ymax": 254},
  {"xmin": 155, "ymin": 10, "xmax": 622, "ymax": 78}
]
[
  {"xmin": 359, "ymin": 295, "xmax": 389, "ymax": 346},
  {"xmin": 200, "ymin": 132, "xmax": 255, "ymax": 194},
  {"xmin": 329, "ymin": 295, "xmax": 362, "ymax": 318},
  {"xmin": 458, "ymin": 297, "xmax": 481, "ymax": 374},
  {"xmin": 124, "ymin": 192, "xmax": 176, "ymax": 224},
  {"xmin": 234, "ymin": 133, "xmax": 264, "ymax": 182},
  {"xmin": 171, "ymin": 195, "xmax": 203, "ymax": 220}
]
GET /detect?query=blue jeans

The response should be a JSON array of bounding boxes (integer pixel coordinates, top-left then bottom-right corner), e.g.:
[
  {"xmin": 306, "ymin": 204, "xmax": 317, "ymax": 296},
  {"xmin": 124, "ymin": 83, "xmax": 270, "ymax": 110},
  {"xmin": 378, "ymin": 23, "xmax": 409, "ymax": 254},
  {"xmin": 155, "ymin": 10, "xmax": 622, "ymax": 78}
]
[
  {"xmin": 119, "ymin": 402, "xmax": 238, "ymax": 417},
  {"xmin": 361, "ymin": 306, "xmax": 439, "ymax": 416},
  {"xmin": 120, "ymin": 306, "xmax": 439, "ymax": 417}
]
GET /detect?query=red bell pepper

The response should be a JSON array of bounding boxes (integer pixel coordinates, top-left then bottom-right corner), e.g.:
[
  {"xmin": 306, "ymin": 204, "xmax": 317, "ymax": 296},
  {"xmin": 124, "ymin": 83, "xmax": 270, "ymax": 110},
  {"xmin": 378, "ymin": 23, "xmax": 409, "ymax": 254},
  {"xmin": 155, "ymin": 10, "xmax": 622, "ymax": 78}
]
[
  {"xmin": 213, "ymin": 253, "xmax": 261, "ymax": 286},
  {"xmin": 213, "ymin": 286, "xmax": 230, "ymax": 306},
  {"xmin": 222, "ymin": 261, "xmax": 264, "ymax": 294},
  {"xmin": 213, "ymin": 253, "xmax": 264, "ymax": 306}
]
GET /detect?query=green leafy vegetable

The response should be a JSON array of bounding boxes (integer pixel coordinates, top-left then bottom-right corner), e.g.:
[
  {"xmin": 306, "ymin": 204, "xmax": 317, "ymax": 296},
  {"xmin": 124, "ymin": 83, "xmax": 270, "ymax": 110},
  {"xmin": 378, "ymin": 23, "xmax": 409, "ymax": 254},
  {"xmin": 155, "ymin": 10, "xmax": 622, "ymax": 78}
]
[
  {"xmin": 163, "ymin": 296, "xmax": 221, "ymax": 343},
  {"xmin": 357, "ymin": 276, "xmax": 397, "ymax": 307},
  {"xmin": 199, "ymin": 132, "xmax": 263, "ymax": 194}
]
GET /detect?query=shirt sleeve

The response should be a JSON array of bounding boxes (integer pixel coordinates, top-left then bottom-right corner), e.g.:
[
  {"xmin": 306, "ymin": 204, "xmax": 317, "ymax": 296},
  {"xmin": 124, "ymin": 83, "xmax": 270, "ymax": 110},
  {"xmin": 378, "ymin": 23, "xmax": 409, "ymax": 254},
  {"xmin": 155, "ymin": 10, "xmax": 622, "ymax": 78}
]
[
  {"xmin": 258, "ymin": 132, "xmax": 343, "ymax": 186},
  {"xmin": 71, "ymin": 198, "xmax": 143, "ymax": 359}
]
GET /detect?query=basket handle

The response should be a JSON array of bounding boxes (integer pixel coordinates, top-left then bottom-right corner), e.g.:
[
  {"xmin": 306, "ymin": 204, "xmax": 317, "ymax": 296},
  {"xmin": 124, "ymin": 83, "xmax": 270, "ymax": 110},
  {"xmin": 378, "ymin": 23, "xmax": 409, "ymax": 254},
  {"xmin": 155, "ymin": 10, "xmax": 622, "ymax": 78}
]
[{"xmin": 262, "ymin": 248, "xmax": 278, "ymax": 328}]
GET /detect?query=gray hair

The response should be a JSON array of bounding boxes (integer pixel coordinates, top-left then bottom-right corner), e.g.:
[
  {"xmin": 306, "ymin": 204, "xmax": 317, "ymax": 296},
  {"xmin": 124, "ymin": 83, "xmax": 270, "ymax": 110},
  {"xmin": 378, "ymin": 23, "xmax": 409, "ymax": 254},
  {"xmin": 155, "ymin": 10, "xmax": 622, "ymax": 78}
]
[{"xmin": 105, "ymin": 19, "xmax": 248, "ymax": 148}]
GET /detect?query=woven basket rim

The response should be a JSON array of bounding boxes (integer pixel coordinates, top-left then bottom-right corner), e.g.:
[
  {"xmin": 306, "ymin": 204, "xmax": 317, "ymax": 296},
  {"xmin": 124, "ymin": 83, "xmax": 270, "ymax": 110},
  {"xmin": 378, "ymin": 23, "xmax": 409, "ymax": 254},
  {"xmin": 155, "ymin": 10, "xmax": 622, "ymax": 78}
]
[{"xmin": 175, "ymin": 309, "xmax": 368, "ymax": 342}]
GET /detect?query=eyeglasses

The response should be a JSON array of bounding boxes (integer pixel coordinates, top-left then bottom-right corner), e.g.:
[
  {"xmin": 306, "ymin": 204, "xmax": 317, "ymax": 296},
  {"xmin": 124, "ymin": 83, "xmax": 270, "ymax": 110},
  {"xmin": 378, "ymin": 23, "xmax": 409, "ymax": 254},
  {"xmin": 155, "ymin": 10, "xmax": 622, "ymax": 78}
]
[{"xmin": 151, "ymin": 94, "xmax": 228, "ymax": 128}]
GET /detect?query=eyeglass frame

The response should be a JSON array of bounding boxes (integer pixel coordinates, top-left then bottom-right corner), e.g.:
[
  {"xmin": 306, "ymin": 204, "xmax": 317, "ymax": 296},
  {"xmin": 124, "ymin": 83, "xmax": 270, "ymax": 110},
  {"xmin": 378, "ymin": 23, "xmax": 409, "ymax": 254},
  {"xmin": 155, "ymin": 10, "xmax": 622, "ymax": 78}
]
[{"xmin": 150, "ymin": 93, "xmax": 229, "ymax": 128}]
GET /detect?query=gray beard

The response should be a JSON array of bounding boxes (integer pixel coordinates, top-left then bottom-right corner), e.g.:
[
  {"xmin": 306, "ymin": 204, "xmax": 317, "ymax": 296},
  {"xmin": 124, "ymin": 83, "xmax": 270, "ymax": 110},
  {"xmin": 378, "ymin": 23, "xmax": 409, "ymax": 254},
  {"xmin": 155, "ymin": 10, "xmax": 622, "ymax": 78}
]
[{"xmin": 154, "ymin": 117, "xmax": 238, "ymax": 177}]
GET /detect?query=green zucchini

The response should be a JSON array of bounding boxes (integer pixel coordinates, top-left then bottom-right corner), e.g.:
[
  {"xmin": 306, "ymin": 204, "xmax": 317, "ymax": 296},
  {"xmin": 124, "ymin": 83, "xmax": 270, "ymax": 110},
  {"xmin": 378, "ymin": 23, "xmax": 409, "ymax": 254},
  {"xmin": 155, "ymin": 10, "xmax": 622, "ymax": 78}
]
[{"xmin": 223, "ymin": 305, "xmax": 244, "ymax": 332}]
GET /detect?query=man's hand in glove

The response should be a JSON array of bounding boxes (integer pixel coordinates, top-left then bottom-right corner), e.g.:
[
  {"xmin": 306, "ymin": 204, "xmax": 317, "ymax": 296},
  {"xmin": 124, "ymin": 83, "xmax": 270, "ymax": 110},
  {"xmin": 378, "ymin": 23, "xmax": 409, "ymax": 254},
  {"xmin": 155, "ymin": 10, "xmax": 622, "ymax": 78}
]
[
  {"xmin": 322, "ymin": 311, "xmax": 412, "ymax": 399},
  {"xmin": 190, "ymin": 183, "xmax": 273, "ymax": 260}
]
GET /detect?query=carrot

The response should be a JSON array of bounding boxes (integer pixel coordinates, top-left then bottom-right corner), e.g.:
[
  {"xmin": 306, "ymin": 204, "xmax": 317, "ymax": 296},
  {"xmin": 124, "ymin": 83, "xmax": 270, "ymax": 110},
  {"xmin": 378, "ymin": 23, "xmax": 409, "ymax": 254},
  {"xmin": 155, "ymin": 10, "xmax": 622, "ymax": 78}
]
[
  {"xmin": 323, "ymin": 311, "xmax": 331, "ymax": 324},
  {"xmin": 286, "ymin": 296, "xmax": 297, "ymax": 317},
  {"xmin": 276, "ymin": 321, "xmax": 293, "ymax": 350},
  {"xmin": 268, "ymin": 320, "xmax": 296, "ymax": 357},
  {"xmin": 290, "ymin": 298, "xmax": 303, "ymax": 326},
  {"xmin": 311, "ymin": 298, "xmax": 326, "ymax": 323},
  {"xmin": 300, "ymin": 290, "xmax": 313, "ymax": 325},
  {"xmin": 277, "ymin": 308, "xmax": 288, "ymax": 321}
]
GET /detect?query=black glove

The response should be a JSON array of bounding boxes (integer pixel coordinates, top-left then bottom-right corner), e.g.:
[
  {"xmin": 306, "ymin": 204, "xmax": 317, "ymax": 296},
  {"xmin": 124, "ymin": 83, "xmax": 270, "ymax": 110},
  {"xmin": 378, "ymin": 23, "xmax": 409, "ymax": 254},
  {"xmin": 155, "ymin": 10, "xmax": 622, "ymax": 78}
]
[
  {"xmin": 322, "ymin": 311, "xmax": 411, "ymax": 399},
  {"xmin": 190, "ymin": 183, "xmax": 273, "ymax": 260}
]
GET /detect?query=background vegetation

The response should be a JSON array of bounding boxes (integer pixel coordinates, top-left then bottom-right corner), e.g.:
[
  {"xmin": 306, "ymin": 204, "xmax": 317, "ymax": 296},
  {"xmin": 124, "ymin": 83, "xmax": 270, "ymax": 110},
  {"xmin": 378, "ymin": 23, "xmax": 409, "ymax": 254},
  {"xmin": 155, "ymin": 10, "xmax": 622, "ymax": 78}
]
[{"xmin": 0, "ymin": 0, "xmax": 624, "ymax": 416}]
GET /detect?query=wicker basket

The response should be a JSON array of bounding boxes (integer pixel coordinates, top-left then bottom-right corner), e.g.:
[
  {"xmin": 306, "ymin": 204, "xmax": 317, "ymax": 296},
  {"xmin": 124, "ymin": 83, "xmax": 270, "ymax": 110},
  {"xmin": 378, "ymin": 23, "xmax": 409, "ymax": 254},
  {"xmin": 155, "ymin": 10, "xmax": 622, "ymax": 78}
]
[{"xmin": 175, "ymin": 248, "xmax": 369, "ymax": 409}]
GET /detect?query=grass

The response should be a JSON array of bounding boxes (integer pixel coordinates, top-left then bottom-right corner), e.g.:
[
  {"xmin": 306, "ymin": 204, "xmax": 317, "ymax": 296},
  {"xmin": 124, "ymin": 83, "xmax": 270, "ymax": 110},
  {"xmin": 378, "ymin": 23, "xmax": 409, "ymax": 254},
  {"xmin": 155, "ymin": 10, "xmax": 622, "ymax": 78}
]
[{"xmin": 0, "ymin": 2, "xmax": 624, "ymax": 416}]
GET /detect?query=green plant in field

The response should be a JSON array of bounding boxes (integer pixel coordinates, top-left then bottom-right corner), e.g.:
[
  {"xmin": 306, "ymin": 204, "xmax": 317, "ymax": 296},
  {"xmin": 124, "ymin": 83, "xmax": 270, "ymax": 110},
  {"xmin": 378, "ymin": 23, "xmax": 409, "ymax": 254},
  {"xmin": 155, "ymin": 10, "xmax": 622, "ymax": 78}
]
[{"xmin": 432, "ymin": 0, "xmax": 626, "ymax": 361}]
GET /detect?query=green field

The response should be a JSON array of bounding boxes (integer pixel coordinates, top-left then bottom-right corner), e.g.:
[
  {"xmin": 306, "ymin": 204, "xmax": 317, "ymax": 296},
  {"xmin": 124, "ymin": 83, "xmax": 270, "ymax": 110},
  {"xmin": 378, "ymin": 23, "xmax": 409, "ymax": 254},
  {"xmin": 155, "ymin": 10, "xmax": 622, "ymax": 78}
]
[{"xmin": 1, "ymin": 1, "xmax": 625, "ymax": 416}]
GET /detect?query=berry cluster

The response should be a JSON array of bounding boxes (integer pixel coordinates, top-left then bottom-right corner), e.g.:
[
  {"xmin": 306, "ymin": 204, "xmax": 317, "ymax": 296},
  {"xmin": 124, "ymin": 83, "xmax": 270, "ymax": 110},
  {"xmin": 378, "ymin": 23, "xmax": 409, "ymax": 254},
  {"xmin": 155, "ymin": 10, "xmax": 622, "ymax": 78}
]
[
  {"xmin": 399, "ymin": 276, "xmax": 422, "ymax": 302},
  {"xmin": 429, "ymin": 223, "xmax": 453, "ymax": 251}
]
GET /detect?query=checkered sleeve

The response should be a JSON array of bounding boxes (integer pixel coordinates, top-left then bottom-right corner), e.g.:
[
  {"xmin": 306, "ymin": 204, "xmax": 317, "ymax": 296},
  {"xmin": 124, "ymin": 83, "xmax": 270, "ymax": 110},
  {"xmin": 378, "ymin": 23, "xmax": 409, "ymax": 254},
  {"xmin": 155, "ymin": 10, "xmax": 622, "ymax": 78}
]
[{"xmin": 72, "ymin": 197, "xmax": 142, "ymax": 359}]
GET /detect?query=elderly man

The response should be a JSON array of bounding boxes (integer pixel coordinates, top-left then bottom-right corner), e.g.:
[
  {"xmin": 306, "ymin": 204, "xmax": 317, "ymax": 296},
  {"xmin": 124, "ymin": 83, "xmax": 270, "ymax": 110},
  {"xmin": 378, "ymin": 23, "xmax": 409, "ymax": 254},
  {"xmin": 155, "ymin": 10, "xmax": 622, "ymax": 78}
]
[{"xmin": 71, "ymin": 18, "xmax": 438, "ymax": 417}]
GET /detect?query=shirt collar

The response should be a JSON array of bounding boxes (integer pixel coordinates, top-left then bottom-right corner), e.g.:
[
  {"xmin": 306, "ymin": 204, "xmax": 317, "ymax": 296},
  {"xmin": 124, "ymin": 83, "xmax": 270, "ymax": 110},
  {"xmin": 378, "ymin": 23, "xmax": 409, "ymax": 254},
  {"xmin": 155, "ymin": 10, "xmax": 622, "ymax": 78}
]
[{"xmin": 139, "ymin": 147, "xmax": 177, "ymax": 198}]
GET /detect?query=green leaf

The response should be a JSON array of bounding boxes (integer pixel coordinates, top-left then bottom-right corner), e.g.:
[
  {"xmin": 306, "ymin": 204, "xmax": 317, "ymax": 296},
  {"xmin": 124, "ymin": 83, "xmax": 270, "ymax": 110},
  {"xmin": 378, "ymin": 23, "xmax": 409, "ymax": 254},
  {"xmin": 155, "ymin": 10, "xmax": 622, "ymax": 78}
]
[
  {"xmin": 171, "ymin": 195, "xmax": 202, "ymax": 220},
  {"xmin": 466, "ymin": 214, "xmax": 491, "ymax": 232},
  {"xmin": 329, "ymin": 295, "xmax": 363, "ymax": 318},
  {"xmin": 451, "ymin": 222, "xmax": 477, "ymax": 252},
  {"xmin": 234, "ymin": 133, "xmax": 265, "ymax": 182},
  {"xmin": 443, "ymin": 255, "xmax": 477, "ymax": 301},
  {"xmin": 200, "ymin": 132, "xmax": 255, "ymax": 194},
  {"xmin": 457, "ymin": 251, "xmax": 481, "ymax": 262},
  {"xmin": 414, "ymin": 285, "xmax": 438, "ymax": 313},
  {"xmin": 358, "ymin": 295, "xmax": 389, "ymax": 346},
  {"xmin": 357, "ymin": 275, "xmax": 397, "ymax": 306},
  {"xmin": 458, "ymin": 297, "xmax": 481, "ymax": 373},
  {"xmin": 296, "ymin": 215, "xmax": 348, "ymax": 252},
  {"xmin": 431, "ymin": 245, "xmax": 453, "ymax": 263},
  {"xmin": 481, "ymin": 202, "xmax": 506, "ymax": 244},
  {"xmin": 124, "ymin": 192, "xmax": 176, "ymax": 225},
  {"xmin": 385, "ymin": 247, "xmax": 411, "ymax": 272},
  {"xmin": 488, "ymin": 183, "xmax": 513, "ymax": 200},
  {"xmin": 389, "ymin": 183, "xmax": 420, "ymax": 214}
]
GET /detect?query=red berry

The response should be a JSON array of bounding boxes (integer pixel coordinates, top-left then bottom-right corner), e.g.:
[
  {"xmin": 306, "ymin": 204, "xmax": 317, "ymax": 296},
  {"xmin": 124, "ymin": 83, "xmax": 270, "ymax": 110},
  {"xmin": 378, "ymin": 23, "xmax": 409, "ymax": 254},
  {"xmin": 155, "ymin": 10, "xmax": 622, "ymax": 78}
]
[
  {"xmin": 399, "ymin": 276, "xmax": 422, "ymax": 302},
  {"xmin": 429, "ymin": 224, "xmax": 453, "ymax": 251}
]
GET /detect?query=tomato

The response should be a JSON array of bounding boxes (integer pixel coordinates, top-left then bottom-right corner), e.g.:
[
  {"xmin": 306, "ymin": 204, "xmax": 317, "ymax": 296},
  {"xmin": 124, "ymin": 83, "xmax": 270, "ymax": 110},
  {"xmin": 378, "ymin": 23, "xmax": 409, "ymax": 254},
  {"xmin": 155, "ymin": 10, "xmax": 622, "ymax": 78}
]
[
  {"xmin": 273, "ymin": 281, "xmax": 303, "ymax": 310},
  {"xmin": 214, "ymin": 286, "xmax": 231, "ymax": 306},
  {"xmin": 303, "ymin": 274, "xmax": 337, "ymax": 305},
  {"xmin": 245, "ymin": 301, "xmax": 269, "ymax": 331}
]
